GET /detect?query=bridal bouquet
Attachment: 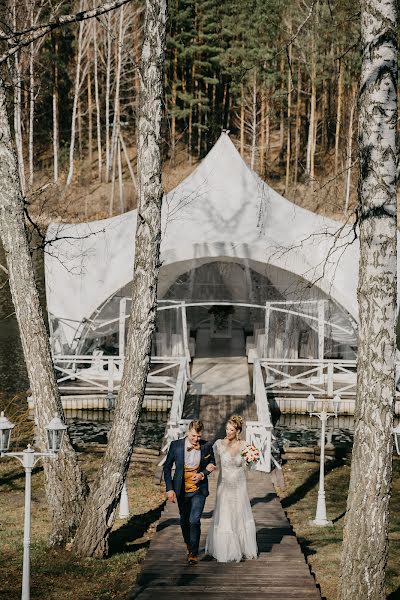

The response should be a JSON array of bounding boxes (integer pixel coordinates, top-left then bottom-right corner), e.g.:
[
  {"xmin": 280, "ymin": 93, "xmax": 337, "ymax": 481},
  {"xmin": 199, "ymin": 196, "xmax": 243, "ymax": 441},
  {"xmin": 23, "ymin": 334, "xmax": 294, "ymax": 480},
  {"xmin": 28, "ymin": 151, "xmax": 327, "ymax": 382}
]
[{"xmin": 241, "ymin": 444, "xmax": 260, "ymax": 466}]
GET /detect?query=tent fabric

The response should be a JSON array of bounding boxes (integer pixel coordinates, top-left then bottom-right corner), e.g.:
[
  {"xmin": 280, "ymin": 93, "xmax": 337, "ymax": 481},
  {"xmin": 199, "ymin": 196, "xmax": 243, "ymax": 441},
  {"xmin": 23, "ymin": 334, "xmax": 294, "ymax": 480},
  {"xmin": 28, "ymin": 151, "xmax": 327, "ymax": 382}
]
[{"xmin": 45, "ymin": 133, "xmax": 371, "ymax": 349}]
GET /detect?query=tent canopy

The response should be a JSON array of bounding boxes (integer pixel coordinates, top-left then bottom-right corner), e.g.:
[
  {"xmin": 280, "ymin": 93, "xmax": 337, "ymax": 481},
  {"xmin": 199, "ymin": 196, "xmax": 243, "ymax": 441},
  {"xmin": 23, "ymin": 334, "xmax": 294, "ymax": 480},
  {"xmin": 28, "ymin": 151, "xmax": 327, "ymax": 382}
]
[{"xmin": 45, "ymin": 133, "xmax": 371, "ymax": 350}]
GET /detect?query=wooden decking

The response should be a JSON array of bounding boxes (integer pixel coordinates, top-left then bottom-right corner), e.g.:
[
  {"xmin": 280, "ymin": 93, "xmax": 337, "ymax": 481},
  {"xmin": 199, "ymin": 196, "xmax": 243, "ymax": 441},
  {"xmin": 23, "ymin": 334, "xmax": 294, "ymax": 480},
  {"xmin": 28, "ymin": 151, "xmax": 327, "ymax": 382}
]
[{"xmin": 131, "ymin": 395, "xmax": 321, "ymax": 600}]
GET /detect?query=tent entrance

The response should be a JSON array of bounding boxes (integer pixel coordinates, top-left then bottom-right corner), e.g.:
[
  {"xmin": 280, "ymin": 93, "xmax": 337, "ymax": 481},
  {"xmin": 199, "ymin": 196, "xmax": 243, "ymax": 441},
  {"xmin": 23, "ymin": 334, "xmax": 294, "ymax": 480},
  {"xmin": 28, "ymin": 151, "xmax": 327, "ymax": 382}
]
[{"xmin": 57, "ymin": 297, "xmax": 357, "ymax": 363}]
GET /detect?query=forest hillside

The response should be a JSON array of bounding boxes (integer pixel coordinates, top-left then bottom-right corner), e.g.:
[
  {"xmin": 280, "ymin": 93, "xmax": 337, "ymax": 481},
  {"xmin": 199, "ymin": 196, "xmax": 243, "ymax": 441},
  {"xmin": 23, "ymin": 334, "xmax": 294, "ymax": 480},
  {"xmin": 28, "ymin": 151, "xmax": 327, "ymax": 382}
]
[{"xmin": 2, "ymin": 0, "xmax": 394, "ymax": 227}]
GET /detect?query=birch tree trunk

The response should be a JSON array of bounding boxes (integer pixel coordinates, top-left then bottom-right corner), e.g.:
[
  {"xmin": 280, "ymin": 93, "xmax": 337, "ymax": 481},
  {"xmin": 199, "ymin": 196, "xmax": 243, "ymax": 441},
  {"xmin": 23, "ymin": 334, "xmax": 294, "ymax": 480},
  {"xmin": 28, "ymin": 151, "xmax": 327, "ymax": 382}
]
[
  {"xmin": 250, "ymin": 71, "xmax": 257, "ymax": 171},
  {"xmin": 117, "ymin": 137, "xmax": 124, "ymax": 213},
  {"xmin": 343, "ymin": 85, "xmax": 356, "ymax": 215},
  {"xmin": 110, "ymin": 5, "xmax": 124, "ymax": 171},
  {"xmin": 339, "ymin": 2, "xmax": 398, "ymax": 598},
  {"xmin": 28, "ymin": 20, "xmax": 34, "ymax": 188},
  {"xmin": 294, "ymin": 63, "xmax": 301, "ymax": 185},
  {"xmin": 171, "ymin": 46, "xmax": 177, "ymax": 160},
  {"xmin": 88, "ymin": 69, "xmax": 93, "ymax": 175},
  {"xmin": 93, "ymin": 17, "xmax": 102, "ymax": 181},
  {"xmin": 259, "ymin": 87, "xmax": 265, "ymax": 175},
  {"xmin": 13, "ymin": 47, "xmax": 26, "ymax": 194},
  {"xmin": 73, "ymin": 0, "xmax": 166, "ymax": 558},
  {"xmin": 66, "ymin": 11, "xmax": 84, "ymax": 186},
  {"xmin": 105, "ymin": 13, "xmax": 112, "ymax": 182},
  {"xmin": 335, "ymin": 59, "xmax": 344, "ymax": 177},
  {"xmin": 285, "ymin": 39, "xmax": 292, "ymax": 196},
  {"xmin": 278, "ymin": 55, "xmax": 285, "ymax": 162},
  {"xmin": 265, "ymin": 92, "xmax": 270, "ymax": 164},
  {"xmin": 53, "ymin": 35, "xmax": 59, "ymax": 183},
  {"xmin": 309, "ymin": 31, "xmax": 316, "ymax": 182},
  {"xmin": 0, "ymin": 76, "xmax": 88, "ymax": 546}
]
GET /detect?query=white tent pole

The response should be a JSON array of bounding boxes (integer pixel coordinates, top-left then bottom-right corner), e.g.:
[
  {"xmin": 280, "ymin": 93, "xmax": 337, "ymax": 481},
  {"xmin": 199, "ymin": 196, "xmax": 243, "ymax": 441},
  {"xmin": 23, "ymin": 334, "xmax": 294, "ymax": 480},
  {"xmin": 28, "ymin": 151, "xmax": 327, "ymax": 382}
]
[
  {"xmin": 318, "ymin": 300, "xmax": 325, "ymax": 382},
  {"xmin": 263, "ymin": 302, "xmax": 271, "ymax": 359},
  {"xmin": 119, "ymin": 298, "xmax": 126, "ymax": 367},
  {"xmin": 180, "ymin": 302, "xmax": 190, "ymax": 361}
]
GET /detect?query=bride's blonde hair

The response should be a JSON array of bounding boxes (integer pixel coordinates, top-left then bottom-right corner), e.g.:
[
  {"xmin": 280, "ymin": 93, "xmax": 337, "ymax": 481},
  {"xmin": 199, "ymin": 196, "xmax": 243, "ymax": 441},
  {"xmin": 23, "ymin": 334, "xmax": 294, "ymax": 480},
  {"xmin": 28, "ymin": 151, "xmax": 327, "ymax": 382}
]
[{"xmin": 227, "ymin": 415, "xmax": 244, "ymax": 436}]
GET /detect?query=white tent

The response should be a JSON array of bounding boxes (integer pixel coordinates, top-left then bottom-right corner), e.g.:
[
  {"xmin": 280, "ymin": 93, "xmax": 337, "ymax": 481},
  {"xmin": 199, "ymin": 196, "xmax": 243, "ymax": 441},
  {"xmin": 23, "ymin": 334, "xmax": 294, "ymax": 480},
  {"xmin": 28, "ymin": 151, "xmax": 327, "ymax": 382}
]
[{"xmin": 45, "ymin": 133, "xmax": 374, "ymax": 354}]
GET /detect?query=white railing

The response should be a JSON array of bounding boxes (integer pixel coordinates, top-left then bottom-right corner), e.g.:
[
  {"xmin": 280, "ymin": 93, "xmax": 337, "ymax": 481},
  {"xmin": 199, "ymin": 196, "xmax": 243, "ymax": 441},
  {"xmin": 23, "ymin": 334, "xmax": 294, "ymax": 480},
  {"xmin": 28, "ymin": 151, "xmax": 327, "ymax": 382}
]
[
  {"xmin": 262, "ymin": 359, "xmax": 359, "ymax": 397},
  {"xmin": 53, "ymin": 355, "xmax": 186, "ymax": 396},
  {"xmin": 246, "ymin": 358, "xmax": 281, "ymax": 473},
  {"xmin": 158, "ymin": 358, "xmax": 190, "ymax": 467}
]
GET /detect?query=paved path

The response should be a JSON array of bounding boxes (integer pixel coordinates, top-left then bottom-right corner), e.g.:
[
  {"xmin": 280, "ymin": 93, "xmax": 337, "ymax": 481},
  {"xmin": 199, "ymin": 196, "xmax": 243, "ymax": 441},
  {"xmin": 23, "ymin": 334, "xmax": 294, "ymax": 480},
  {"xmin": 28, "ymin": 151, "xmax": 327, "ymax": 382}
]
[{"xmin": 131, "ymin": 395, "xmax": 321, "ymax": 600}]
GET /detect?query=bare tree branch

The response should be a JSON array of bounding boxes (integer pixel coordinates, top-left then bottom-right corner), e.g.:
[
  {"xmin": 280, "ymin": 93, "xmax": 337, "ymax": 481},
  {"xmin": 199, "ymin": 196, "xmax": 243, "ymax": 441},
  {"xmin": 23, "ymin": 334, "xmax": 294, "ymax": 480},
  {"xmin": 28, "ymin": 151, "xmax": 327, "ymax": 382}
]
[{"xmin": 0, "ymin": 0, "xmax": 134, "ymax": 64}]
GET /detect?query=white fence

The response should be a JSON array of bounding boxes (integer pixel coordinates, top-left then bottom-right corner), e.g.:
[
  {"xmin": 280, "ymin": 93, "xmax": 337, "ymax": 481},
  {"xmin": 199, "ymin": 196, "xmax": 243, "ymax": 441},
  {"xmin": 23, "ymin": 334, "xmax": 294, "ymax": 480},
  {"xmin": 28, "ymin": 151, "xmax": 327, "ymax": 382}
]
[
  {"xmin": 53, "ymin": 354, "xmax": 187, "ymax": 397},
  {"xmin": 262, "ymin": 359, "xmax": 359, "ymax": 397},
  {"xmin": 246, "ymin": 358, "xmax": 281, "ymax": 473}
]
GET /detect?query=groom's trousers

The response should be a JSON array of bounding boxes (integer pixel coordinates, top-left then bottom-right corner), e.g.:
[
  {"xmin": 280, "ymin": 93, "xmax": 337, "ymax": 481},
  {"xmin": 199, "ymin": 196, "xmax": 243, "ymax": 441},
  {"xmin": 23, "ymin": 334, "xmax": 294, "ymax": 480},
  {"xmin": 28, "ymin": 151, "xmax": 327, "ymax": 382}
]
[{"xmin": 177, "ymin": 491, "xmax": 206, "ymax": 556}]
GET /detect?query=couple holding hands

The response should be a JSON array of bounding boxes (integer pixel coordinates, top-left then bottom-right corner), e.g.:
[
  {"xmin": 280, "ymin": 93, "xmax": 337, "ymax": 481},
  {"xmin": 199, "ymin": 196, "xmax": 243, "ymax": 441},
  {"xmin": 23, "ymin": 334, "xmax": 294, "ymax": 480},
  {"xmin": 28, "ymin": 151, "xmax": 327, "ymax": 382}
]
[{"xmin": 163, "ymin": 415, "xmax": 258, "ymax": 564}]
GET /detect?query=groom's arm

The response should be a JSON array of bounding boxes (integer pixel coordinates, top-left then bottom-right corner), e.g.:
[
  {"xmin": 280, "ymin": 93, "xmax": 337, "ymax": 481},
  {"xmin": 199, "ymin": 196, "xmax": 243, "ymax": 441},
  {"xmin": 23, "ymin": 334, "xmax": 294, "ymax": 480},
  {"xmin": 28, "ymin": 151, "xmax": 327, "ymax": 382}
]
[{"xmin": 163, "ymin": 442, "xmax": 175, "ymax": 496}]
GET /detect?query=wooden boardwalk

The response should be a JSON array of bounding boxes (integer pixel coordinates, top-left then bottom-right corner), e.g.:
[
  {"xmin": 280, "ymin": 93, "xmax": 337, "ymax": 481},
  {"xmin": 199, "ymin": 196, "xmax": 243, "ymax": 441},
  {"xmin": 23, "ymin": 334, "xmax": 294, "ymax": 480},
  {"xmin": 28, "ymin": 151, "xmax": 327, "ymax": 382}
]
[{"xmin": 131, "ymin": 395, "xmax": 321, "ymax": 600}]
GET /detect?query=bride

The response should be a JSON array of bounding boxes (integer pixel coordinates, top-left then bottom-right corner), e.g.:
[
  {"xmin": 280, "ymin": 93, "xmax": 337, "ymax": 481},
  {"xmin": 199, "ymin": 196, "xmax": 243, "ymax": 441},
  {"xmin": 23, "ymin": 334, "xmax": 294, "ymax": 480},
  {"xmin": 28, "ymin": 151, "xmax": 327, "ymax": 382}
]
[{"xmin": 205, "ymin": 415, "xmax": 258, "ymax": 562}]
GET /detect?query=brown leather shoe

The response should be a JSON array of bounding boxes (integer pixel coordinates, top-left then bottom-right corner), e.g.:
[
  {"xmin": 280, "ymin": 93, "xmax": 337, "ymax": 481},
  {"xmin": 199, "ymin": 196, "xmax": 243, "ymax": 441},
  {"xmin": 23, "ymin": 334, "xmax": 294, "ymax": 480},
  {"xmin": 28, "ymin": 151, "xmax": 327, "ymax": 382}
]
[{"xmin": 187, "ymin": 553, "xmax": 198, "ymax": 565}]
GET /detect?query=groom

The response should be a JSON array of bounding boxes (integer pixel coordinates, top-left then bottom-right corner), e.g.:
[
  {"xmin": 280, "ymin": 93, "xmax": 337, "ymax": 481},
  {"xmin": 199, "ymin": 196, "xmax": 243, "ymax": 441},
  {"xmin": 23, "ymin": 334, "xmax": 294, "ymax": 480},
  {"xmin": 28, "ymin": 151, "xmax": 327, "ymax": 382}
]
[{"xmin": 163, "ymin": 420, "xmax": 216, "ymax": 564}]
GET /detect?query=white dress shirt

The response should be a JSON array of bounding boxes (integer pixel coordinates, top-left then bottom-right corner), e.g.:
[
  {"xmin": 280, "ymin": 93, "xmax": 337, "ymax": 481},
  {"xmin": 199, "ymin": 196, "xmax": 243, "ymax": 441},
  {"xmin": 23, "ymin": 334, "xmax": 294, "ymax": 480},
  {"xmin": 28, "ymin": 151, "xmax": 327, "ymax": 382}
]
[{"xmin": 184, "ymin": 437, "xmax": 201, "ymax": 468}]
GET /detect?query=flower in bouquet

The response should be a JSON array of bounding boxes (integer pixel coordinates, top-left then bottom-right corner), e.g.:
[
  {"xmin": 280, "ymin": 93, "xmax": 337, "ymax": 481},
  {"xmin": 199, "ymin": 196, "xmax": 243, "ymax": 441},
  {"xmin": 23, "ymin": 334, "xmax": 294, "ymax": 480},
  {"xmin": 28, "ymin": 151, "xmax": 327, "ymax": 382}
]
[{"xmin": 241, "ymin": 444, "xmax": 260, "ymax": 465}]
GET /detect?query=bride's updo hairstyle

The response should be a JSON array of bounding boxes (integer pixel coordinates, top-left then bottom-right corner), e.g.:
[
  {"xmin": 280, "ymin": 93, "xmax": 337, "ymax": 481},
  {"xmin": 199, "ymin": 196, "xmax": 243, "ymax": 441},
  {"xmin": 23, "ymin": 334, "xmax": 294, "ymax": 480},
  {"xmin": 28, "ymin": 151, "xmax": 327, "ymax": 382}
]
[{"xmin": 227, "ymin": 415, "xmax": 244, "ymax": 439}]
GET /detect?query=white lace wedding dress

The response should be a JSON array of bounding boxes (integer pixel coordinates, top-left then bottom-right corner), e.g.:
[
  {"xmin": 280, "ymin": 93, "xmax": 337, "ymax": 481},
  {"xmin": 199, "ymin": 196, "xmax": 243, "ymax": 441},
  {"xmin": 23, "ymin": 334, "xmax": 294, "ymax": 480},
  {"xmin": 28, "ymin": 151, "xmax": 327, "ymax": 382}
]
[{"xmin": 205, "ymin": 439, "xmax": 258, "ymax": 562}]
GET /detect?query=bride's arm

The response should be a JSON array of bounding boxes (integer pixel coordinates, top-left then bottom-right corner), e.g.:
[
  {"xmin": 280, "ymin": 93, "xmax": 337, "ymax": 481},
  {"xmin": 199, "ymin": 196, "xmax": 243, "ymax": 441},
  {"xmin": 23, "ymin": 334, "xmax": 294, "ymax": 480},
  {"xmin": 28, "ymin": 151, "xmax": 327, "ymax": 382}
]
[{"xmin": 207, "ymin": 440, "xmax": 218, "ymax": 472}]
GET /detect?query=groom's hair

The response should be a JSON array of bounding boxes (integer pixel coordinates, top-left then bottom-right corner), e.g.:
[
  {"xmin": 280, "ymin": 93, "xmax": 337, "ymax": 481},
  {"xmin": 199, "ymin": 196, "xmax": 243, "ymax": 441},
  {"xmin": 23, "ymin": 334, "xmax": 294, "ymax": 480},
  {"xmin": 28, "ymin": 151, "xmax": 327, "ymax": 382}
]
[{"xmin": 188, "ymin": 420, "xmax": 203, "ymax": 433}]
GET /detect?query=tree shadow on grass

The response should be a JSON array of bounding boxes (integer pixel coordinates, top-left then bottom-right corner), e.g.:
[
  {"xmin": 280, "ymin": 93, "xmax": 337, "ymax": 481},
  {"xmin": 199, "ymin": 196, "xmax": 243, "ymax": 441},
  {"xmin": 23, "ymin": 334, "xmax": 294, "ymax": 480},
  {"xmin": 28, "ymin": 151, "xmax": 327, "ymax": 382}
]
[
  {"xmin": 282, "ymin": 459, "xmax": 343, "ymax": 509},
  {"xmin": 108, "ymin": 502, "xmax": 165, "ymax": 557},
  {"xmin": 0, "ymin": 465, "xmax": 43, "ymax": 489},
  {"xmin": 387, "ymin": 588, "xmax": 400, "ymax": 599}
]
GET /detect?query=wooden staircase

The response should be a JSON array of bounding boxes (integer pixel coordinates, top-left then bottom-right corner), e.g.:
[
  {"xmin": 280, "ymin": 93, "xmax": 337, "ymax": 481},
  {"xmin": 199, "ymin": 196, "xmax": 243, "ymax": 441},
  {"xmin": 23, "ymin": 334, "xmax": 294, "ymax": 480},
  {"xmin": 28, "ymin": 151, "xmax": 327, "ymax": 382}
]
[{"xmin": 133, "ymin": 393, "xmax": 321, "ymax": 600}]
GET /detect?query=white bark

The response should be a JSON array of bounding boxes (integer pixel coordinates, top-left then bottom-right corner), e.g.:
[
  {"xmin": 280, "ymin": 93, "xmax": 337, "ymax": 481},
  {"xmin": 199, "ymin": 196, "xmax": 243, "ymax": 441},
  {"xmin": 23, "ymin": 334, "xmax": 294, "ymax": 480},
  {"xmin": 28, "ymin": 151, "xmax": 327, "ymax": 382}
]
[
  {"xmin": 93, "ymin": 16, "xmax": 102, "ymax": 181},
  {"xmin": 335, "ymin": 60, "xmax": 344, "ymax": 177},
  {"xmin": 120, "ymin": 131, "xmax": 138, "ymax": 192},
  {"xmin": 0, "ymin": 0, "xmax": 136, "ymax": 64},
  {"xmin": 0, "ymin": 75, "xmax": 87, "ymax": 546},
  {"xmin": 344, "ymin": 86, "xmax": 356, "ymax": 215},
  {"xmin": 52, "ymin": 32, "xmax": 59, "ymax": 183},
  {"xmin": 117, "ymin": 137, "xmax": 124, "ymax": 213},
  {"xmin": 66, "ymin": 10, "xmax": 84, "ymax": 187},
  {"xmin": 88, "ymin": 69, "xmax": 93, "ymax": 172},
  {"xmin": 339, "ymin": 2, "xmax": 398, "ymax": 598},
  {"xmin": 28, "ymin": 30, "xmax": 34, "ymax": 187},
  {"xmin": 73, "ymin": 0, "xmax": 166, "ymax": 558},
  {"xmin": 105, "ymin": 13, "xmax": 112, "ymax": 181},
  {"xmin": 250, "ymin": 71, "xmax": 257, "ymax": 171},
  {"xmin": 110, "ymin": 5, "xmax": 124, "ymax": 181}
]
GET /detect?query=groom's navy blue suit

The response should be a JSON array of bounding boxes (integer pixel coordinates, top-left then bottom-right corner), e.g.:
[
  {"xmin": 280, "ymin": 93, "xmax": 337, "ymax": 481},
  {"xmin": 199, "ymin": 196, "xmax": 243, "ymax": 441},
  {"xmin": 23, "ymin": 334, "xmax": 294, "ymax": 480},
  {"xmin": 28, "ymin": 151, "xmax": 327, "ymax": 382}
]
[{"xmin": 163, "ymin": 437, "xmax": 216, "ymax": 557}]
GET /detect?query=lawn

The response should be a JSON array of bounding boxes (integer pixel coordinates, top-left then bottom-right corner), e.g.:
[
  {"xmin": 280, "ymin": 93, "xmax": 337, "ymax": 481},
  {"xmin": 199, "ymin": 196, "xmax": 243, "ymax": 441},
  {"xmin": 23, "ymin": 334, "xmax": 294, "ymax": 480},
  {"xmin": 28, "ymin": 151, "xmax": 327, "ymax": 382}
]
[
  {"xmin": 276, "ymin": 457, "xmax": 400, "ymax": 600},
  {"xmin": 0, "ymin": 449, "xmax": 165, "ymax": 600}
]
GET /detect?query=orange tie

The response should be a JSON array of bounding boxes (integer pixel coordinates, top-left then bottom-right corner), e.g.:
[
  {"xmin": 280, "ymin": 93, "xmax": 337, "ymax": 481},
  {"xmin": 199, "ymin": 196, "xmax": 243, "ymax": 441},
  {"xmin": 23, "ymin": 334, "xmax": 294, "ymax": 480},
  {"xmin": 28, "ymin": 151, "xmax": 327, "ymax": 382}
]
[{"xmin": 187, "ymin": 445, "xmax": 200, "ymax": 451}]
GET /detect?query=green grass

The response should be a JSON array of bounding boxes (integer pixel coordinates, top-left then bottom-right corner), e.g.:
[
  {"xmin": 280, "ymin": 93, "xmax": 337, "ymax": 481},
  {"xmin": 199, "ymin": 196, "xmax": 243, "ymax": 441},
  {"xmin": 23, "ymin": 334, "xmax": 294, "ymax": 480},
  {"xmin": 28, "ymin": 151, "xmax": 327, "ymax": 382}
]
[
  {"xmin": 0, "ymin": 452, "xmax": 165, "ymax": 600},
  {"xmin": 276, "ymin": 458, "xmax": 400, "ymax": 600}
]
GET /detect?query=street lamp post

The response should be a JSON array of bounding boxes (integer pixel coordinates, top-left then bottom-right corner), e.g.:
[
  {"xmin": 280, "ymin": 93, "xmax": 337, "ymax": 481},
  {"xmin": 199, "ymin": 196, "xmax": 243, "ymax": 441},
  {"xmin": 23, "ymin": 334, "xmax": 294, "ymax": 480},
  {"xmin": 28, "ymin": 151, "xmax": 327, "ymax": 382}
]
[
  {"xmin": 307, "ymin": 394, "xmax": 340, "ymax": 527},
  {"xmin": 0, "ymin": 412, "xmax": 67, "ymax": 600}
]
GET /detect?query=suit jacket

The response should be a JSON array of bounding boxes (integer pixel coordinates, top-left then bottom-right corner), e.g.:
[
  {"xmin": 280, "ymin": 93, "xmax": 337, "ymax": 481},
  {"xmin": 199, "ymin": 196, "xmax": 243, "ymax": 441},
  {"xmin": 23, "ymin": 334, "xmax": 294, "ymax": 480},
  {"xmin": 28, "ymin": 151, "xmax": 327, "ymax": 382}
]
[{"xmin": 163, "ymin": 437, "xmax": 216, "ymax": 497}]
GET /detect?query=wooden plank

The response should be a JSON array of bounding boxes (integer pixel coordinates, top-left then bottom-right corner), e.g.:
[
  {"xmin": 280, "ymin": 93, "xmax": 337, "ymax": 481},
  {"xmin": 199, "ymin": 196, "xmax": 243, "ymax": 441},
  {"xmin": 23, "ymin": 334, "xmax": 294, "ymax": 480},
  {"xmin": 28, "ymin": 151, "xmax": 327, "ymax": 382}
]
[{"xmin": 132, "ymin": 394, "xmax": 321, "ymax": 600}]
